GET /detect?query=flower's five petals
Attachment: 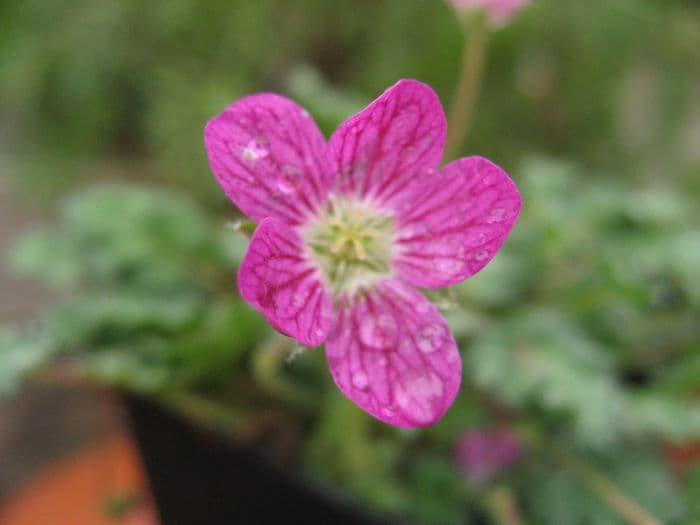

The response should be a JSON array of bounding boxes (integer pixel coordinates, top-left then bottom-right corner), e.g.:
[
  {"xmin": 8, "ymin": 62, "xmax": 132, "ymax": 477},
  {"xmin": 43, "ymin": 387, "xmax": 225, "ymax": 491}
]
[
  {"xmin": 327, "ymin": 79, "xmax": 446, "ymax": 207},
  {"xmin": 205, "ymin": 94, "xmax": 331, "ymax": 225},
  {"xmin": 394, "ymin": 156, "xmax": 521, "ymax": 288},
  {"xmin": 238, "ymin": 217, "xmax": 333, "ymax": 347},
  {"xmin": 325, "ymin": 280, "xmax": 461, "ymax": 427}
]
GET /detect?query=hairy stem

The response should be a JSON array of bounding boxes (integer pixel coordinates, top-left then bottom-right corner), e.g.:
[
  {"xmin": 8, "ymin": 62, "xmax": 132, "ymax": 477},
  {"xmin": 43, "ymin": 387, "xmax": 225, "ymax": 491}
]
[{"xmin": 443, "ymin": 15, "xmax": 490, "ymax": 163}]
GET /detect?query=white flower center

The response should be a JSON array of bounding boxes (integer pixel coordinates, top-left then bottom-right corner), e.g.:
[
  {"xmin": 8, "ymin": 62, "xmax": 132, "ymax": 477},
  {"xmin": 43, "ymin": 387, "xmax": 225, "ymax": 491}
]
[{"xmin": 301, "ymin": 195, "xmax": 395, "ymax": 296}]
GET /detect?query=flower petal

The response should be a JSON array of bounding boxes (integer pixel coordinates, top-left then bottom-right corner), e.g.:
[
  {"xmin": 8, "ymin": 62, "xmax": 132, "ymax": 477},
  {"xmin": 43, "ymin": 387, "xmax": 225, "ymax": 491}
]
[
  {"xmin": 238, "ymin": 217, "xmax": 333, "ymax": 346},
  {"xmin": 325, "ymin": 279, "xmax": 461, "ymax": 427},
  {"xmin": 394, "ymin": 156, "xmax": 521, "ymax": 288},
  {"xmin": 326, "ymin": 79, "xmax": 446, "ymax": 207},
  {"xmin": 205, "ymin": 94, "xmax": 331, "ymax": 225}
]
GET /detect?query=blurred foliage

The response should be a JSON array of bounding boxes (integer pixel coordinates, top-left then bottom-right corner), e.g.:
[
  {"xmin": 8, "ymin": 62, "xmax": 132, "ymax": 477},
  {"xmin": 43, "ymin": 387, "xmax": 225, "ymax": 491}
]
[
  {"xmin": 3, "ymin": 0, "xmax": 700, "ymax": 200},
  {"xmin": 2, "ymin": 0, "xmax": 700, "ymax": 524},
  {"xmin": 6, "ymin": 187, "xmax": 271, "ymax": 393}
]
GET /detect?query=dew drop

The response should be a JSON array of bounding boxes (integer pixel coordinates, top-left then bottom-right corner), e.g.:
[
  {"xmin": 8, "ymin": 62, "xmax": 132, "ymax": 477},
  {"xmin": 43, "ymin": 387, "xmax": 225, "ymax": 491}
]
[
  {"xmin": 277, "ymin": 178, "xmax": 295, "ymax": 194},
  {"xmin": 475, "ymin": 249, "xmax": 490, "ymax": 261},
  {"xmin": 382, "ymin": 406, "xmax": 395, "ymax": 418},
  {"xmin": 486, "ymin": 207, "xmax": 506, "ymax": 224},
  {"xmin": 416, "ymin": 323, "xmax": 449, "ymax": 354},
  {"xmin": 314, "ymin": 327, "xmax": 325, "ymax": 337},
  {"xmin": 393, "ymin": 370, "xmax": 444, "ymax": 424},
  {"xmin": 359, "ymin": 314, "xmax": 397, "ymax": 350},
  {"xmin": 402, "ymin": 222, "xmax": 428, "ymax": 239},
  {"xmin": 415, "ymin": 302, "xmax": 430, "ymax": 314},
  {"xmin": 241, "ymin": 136, "xmax": 270, "ymax": 166},
  {"xmin": 352, "ymin": 370, "xmax": 369, "ymax": 391},
  {"xmin": 292, "ymin": 291, "xmax": 306, "ymax": 307},
  {"xmin": 434, "ymin": 257, "xmax": 463, "ymax": 274},
  {"xmin": 277, "ymin": 165, "xmax": 302, "ymax": 195}
]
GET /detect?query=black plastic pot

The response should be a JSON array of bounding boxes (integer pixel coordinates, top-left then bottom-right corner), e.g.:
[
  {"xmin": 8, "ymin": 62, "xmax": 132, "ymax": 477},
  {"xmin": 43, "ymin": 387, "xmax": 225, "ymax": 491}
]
[{"xmin": 124, "ymin": 395, "xmax": 399, "ymax": 525}]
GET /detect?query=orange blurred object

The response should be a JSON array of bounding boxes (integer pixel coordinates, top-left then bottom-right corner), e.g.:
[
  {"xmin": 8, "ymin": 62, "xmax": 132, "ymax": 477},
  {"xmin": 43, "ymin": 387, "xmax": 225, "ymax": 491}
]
[
  {"xmin": 0, "ymin": 434, "xmax": 159, "ymax": 525},
  {"xmin": 663, "ymin": 439, "xmax": 700, "ymax": 475}
]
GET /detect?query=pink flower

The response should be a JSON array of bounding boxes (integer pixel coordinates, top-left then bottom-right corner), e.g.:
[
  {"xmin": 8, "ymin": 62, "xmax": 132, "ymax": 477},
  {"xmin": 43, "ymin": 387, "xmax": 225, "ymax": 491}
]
[
  {"xmin": 447, "ymin": 0, "xmax": 529, "ymax": 27},
  {"xmin": 456, "ymin": 427, "xmax": 522, "ymax": 481},
  {"xmin": 204, "ymin": 80, "xmax": 520, "ymax": 427}
]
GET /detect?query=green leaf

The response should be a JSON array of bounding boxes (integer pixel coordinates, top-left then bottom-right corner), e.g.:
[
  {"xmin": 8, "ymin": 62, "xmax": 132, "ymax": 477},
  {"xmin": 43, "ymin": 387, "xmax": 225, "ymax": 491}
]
[
  {"xmin": 42, "ymin": 290, "xmax": 204, "ymax": 349},
  {"xmin": 405, "ymin": 455, "xmax": 467, "ymax": 525},
  {"xmin": 623, "ymin": 392, "xmax": 700, "ymax": 442},
  {"xmin": 684, "ymin": 464, "xmax": 700, "ymax": 522},
  {"xmin": 468, "ymin": 310, "xmax": 624, "ymax": 447},
  {"xmin": 526, "ymin": 447, "xmax": 684, "ymax": 524},
  {"xmin": 0, "ymin": 328, "xmax": 55, "ymax": 396},
  {"xmin": 10, "ymin": 230, "xmax": 81, "ymax": 286},
  {"xmin": 304, "ymin": 391, "xmax": 406, "ymax": 515}
]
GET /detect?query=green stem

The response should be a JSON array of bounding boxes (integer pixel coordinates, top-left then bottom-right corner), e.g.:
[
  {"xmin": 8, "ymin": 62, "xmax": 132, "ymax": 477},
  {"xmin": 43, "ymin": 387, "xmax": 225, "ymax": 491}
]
[
  {"xmin": 443, "ymin": 14, "xmax": 490, "ymax": 163},
  {"xmin": 251, "ymin": 334, "xmax": 319, "ymax": 411},
  {"xmin": 485, "ymin": 485, "xmax": 525, "ymax": 525},
  {"xmin": 550, "ymin": 441, "xmax": 662, "ymax": 525},
  {"xmin": 159, "ymin": 389, "xmax": 243, "ymax": 432}
]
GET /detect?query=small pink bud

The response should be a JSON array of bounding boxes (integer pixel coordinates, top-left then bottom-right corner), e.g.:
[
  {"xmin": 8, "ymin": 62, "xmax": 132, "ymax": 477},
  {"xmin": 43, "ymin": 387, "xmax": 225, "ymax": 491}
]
[
  {"xmin": 447, "ymin": 0, "xmax": 530, "ymax": 27},
  {"xmin": 455, "ymin": 427, "xmax": 522, "ymax": 482}
]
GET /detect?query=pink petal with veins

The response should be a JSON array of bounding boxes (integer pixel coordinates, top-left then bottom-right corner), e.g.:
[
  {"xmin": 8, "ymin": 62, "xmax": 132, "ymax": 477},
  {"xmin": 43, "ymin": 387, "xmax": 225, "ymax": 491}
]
[
  {"xmin": 325, "ymin": 279, "xmax": 461, "ymax": 427},
  {"xmin": 205, "ymin": 94, "xmax": 331, "ymax": 225},
  {"xmin": 326, "ymin": 79, "xmax": 446, "ymax": 209},
  {"xmin": 238, "ymin": 217, "xmax": 333, "ymax": 346},
  {"xmin": 394, "ymin": 156, "xmax": 521, "ymax": 288}
]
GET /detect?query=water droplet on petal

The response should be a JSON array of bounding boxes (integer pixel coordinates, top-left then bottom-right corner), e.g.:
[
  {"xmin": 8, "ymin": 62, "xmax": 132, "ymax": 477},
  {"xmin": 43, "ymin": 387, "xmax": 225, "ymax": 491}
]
[
  {"xmin": 276, "ymin": 165, "xmax": 303, "ymax": 194},
  {"xmin": 352, "ymin": 370, "xmax": 369, "ymax": 391},
  {"xmin": 416, "ymin": 324, "xmax": 449, "ymax": 354},
  {"xmin": 393, "ymin": 370, "xmax": 444, "ymax": 424},
  {"xmin": 486, "ymin": 207, "xmax": 506, "ymax": 224},
  {"xmin": 277, "ymin": 179, "xmax": 295, "ymax": 194},
  {"xmin": 292, "ymin": 291, "xmax": 306, "ymax": 307},
  {"xmin": 314, "ymin": 327, "xmax": 325, "ymax": 337},
  {"xmin": 475, "ymin": 249, "xmax": 490, "ymax": 261},
  {"xmin": 359, "ymin": 314, "xmax": 397, "ymax": 350},
  {"xmin": 415, "ymin": 302, "xmax": 431, "ymax": 314},
  {"xmin": 434, "ymin": 257, "xmax": 463, "ymax": 274},
  {"xmin": 402, "ymin": 222, "xmax": 428, "ymax": 239},
  {"xmin": 382, "ymin": 406, "xmax": 395, "ymax": 418},
  {"xmin": 241, "ymin": 136, "xmax": 270, "ymax": 166}
]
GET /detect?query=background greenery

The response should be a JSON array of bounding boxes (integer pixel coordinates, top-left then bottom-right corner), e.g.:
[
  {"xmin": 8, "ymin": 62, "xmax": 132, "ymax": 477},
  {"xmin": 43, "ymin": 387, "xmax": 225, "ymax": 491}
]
[{"xmin": 2, "ymin": 0, "xmax": 700, "ymax": 523}]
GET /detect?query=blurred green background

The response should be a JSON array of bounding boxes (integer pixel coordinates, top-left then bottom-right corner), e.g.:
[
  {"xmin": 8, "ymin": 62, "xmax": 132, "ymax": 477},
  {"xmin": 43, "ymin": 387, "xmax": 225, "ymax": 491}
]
[{"xmin": 2, "ymin": 0, "xmax": 700, "ymax": 523}]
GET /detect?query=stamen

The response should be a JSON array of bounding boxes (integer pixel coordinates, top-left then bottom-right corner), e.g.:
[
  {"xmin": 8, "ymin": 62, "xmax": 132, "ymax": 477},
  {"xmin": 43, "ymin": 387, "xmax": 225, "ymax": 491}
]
[
  {"xmin": 330, "ymin": 236, "xmax": 348, "ymax": 254},
  {"xmin": 302, "ymin": 196, "xmax": 394, "ymax": 295},
  {"xmin": 352, "ymin": 208, "xmax": 363, "ymax": 228},
  {"xmin": 352, "ymin": 238, "xmax": 367, "ymax": 260}
]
